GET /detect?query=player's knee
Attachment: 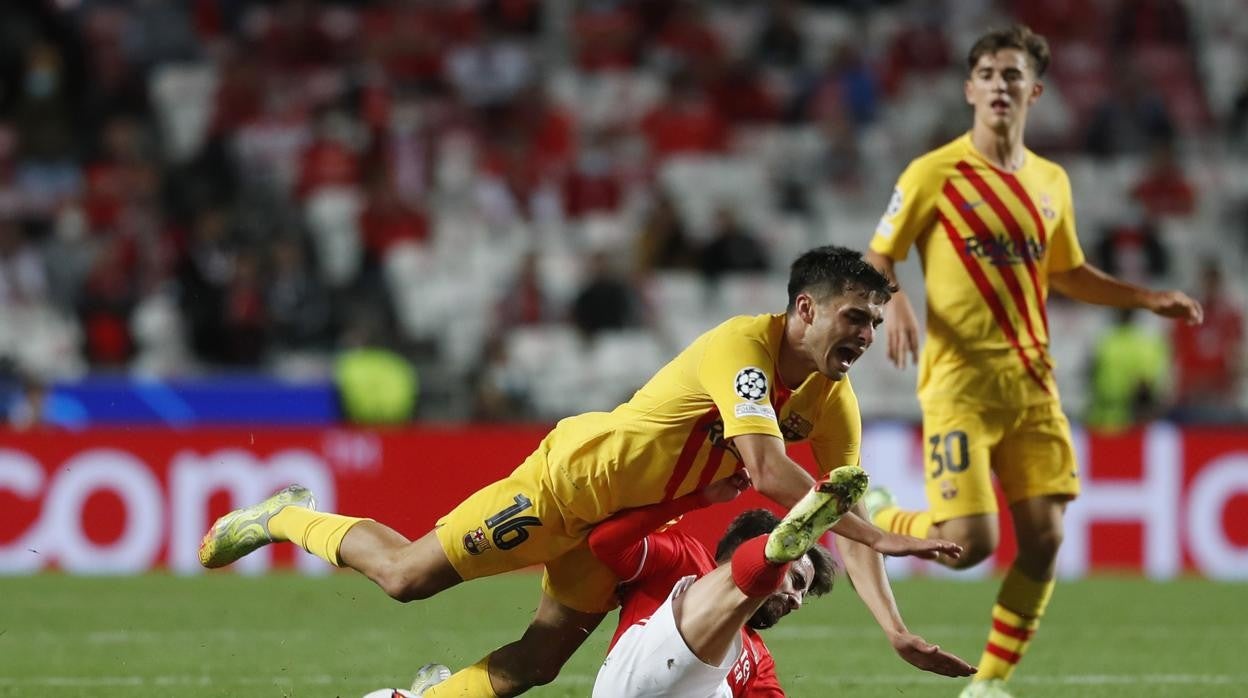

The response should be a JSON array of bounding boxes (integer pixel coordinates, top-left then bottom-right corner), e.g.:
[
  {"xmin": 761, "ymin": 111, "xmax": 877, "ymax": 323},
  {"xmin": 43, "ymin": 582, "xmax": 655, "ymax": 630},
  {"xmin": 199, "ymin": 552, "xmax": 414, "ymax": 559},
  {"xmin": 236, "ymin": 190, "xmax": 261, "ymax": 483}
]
[
  {"xmin": 374, "ymin": 568, "xmax": 436, "ymax": 602},
  {"xmin": 1020, "ymin": 526, "xmax": 1063, "ymax": 564},
  {"xmin": 940, "ymin": 521, "xmax": 999, "ymax": 569},
  {"xmin": 948, "ymin": 537, "xmax": 995, "ymax": 569}
]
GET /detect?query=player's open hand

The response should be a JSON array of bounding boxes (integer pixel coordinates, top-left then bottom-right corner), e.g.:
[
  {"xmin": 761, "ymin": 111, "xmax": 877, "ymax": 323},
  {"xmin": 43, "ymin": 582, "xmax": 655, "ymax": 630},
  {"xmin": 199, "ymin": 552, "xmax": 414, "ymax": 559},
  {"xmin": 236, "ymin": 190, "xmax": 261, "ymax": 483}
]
[
  {"xmin": 700, "ymin": 468, "xmax": 751, "ymax": 505},
  {"xmin": 1147, "ymin": 290, "xmax": 1204, "ymax": 325},
  {"xmin": 873, "ymin": 532, "xmax": 963, "ymax": 560},
  {"xmin": 890, "ymin": 631, "xmax": 977, "ymax": 677},
  {"xmin": 883, "ymin": 292, "xmax": 921, "ymax": 369}
]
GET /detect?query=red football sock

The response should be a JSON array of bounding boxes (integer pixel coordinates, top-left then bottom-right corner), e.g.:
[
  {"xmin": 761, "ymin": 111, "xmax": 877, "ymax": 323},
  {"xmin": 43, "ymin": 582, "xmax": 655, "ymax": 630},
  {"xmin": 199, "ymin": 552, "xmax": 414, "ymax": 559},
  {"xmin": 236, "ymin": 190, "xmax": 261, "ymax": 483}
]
[{"xmin": 731, "ymin": 535, "xmax": 790, "ymax": 597}]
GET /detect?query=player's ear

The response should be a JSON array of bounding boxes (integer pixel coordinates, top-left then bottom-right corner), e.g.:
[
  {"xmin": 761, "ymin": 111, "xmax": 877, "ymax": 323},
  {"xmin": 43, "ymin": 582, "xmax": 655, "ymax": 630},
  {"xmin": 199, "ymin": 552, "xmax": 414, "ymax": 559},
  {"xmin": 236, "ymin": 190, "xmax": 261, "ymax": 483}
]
[
  {"xmin": 964, "ymin": 78, "xmax": 975, "ymax": 106},
  {"xmin": 796, "ymin": 293, "xmax": 815, "ymax": 324},
  {"xmin": 1028, "ymin": 79, "xmax": 1044, "ymax": 104}
]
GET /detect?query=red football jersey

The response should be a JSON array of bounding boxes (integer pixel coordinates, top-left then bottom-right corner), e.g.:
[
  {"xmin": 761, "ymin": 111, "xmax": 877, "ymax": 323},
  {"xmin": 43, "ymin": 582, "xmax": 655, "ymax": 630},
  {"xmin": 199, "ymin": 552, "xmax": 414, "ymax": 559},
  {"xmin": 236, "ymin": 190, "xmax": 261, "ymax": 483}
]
[{"xmin": 607, "ymin": 528, "xmax": 784, "ymax": 697}]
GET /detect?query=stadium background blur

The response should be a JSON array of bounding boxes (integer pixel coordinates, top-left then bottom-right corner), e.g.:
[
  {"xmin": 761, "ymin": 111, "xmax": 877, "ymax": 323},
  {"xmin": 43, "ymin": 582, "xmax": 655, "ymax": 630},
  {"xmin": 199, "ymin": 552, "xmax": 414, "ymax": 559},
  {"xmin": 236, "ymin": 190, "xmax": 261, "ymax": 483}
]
[
  {"xmin": 0, "ymin": 0, "xmax": 1243, "ymax": 426},
  {"xmin": 1, "ymin": 1, "xmax": 1247, "ymax": 696}
]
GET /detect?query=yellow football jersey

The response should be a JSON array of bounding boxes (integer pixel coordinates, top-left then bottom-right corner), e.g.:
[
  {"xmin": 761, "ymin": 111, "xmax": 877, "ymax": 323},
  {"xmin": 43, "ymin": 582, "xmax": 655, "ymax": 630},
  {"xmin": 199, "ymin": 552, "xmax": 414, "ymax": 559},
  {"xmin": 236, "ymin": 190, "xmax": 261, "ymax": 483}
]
[
  {"xmin": 870, "ymin": 134, "xmax": 1086, "ymax": 408},
  {"xmin": 543, "ymin": 314, "xmax": 861, "ymax": 527}
]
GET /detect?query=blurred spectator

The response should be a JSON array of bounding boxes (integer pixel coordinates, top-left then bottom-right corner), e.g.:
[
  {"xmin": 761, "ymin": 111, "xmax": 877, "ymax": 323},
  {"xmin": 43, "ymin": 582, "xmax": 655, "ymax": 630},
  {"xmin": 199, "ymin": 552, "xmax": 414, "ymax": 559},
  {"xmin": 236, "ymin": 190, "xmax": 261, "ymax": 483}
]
[
  {"xmin": 472, "ymin": 333, "xmax": 532, "ymax": 421},
  {"xmin": 880, "ymin": 6, "xmax": 951, "ymax": 96},
  {"xmin": 709, "ymin": 60, "xmax": 780, "ymax": 126},
  {"xmin": 77, "ymin": 235, "xmax": 137, "ymax": 366},
  {"xmin": 640, "ymin": 71, "xmax": 728, "ymax": 160},
  {"xmin": 752, "ymin": 0, "xmax": 806, "ymax": 70},
  {"xmin": 0, "ymin": 219, "xmax": 48, "ymax": 308},
  {"xmin": 358, "ymin": 170, "xmax": 431, "ymax": 263},
  {"xmin": 445, "ymin": 18, "xmax": 533, "ymax": 110},
  {"xmin": 1084, "ymin": 67, "xmax": 1175, "ymax": 158},
  {"xmin": 496, "ymin": 251, "xmax": 556, "ymax": 330},
  {"xmin": 562, "ymin": 129, "xmax": 625, "ymax": 220},
  {"xmin": 571, "ymin": 251, "xmax": 644, "ymax": 338},
  {"xmin": 652, "ymin": 1, "xmax": 723, "ymax": 76},
  {"xmin": 266, "ymin": 235, "xmax": 334, "ymax": 353},
  {"xmin": 634, "ymin": 190, "xmax": 696, "ymax": 272},
  {"xmin": 1129, "ymin": 142, "xmax": 1196, "ymax": 218},
  {"xmin": 296, "ymin": 110, "xmax": 363, "ymax": 199},
  {"xmin": 220, "ymin": 248, "xmax": 267, "ymax": 364},
  {"xmin": 1085, "ymin": 309, "xmax": 1169, "ymax": 432},
  {"xmin": 1112, "ymin": 0, "xmax": 1191, "ymax": 49},
  {"xmin": 804, "ymin": 44, "xmax": 879, "ymax": 128},
  {"xmin": 1170, "ymin": 260, "xmax": 1244, "ymax": 423},
  {"xmin": 358, "ymin": 1, "xmax": 450, "ymax": 91},
  {"xmin": 176, "ymin": 206, "xmax": 235, "ymax": 364},
  {"xmin": 84, "ymin": 116, "xmax": 159, "ymax": 233},
  {"xmin": 574, "ymin": 5, "xmax": 640, "ymax": 72},
  {"xmin": 698, "ymin": 206, "xmax": 769, "ymax": 282},
  {"xmin": 1093, "ymin": 210, "xmax": 1170, "ymax": 285}
]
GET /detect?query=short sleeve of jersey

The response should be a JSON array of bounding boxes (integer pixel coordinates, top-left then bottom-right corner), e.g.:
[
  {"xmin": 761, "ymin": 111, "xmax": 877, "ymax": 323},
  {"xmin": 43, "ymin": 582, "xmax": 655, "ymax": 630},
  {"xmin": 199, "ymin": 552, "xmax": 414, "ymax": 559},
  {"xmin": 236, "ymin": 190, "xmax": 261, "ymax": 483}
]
[
  {"xmin": 1046, "ymin": 168, "xmax": 1085, "ymax": 273},
  {"xmin": 809, "ymin": 381, "xmax": 862, "ymax": 475},
  {"xmin": 869, "ymin": 158, "xmax": 939, "ymax": 262},
  {"xmin": 698, "ymin": 329, "xmax": 783, "ymax": 440}
]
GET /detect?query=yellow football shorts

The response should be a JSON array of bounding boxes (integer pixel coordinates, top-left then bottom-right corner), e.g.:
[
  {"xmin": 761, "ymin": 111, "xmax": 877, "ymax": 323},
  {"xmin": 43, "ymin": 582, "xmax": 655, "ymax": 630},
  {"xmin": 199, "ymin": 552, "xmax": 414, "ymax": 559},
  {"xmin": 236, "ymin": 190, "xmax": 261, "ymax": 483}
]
[
  {"xmin": 434, "ymin": 443, "xmax": 619, "ymax": 614},
  {"xmin": 920, "ymin": 399, "xmax": 1079, "ymax": 522}
]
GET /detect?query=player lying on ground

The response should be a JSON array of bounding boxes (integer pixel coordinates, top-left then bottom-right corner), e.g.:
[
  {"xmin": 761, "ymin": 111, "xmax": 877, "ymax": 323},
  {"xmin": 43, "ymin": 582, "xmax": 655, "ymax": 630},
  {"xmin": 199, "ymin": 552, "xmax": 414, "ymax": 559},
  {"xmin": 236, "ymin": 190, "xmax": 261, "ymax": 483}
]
[
  {"xmin": 201, "ymin": 246, "xmax": 974, "ymax": 697},
  {"xmin": 864, "ymin": 24, "xmax": 1204, "ymax": 698},
  {"xmin": 368, "ymin": 467, "xmax": 972, "ymax": 698},
  {"xmin": 586, "ymin": 466, "xmax": 943, "ymax": 697}
]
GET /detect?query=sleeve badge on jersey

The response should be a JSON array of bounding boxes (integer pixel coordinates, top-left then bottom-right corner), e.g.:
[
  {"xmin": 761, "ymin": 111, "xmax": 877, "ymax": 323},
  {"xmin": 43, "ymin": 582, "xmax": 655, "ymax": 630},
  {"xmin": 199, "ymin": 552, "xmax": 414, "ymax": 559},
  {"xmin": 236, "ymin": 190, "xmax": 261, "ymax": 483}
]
[
  {"xmin": 734, "ymin": 367, "xmax": 768, "ymax": 402},
  {"xmin": 885, "ymin": 186, "xmax": 903, "ymax": 218},
  {"xmin": 463, "ymin": 527, "xmax": 492, "ymax": 555}
]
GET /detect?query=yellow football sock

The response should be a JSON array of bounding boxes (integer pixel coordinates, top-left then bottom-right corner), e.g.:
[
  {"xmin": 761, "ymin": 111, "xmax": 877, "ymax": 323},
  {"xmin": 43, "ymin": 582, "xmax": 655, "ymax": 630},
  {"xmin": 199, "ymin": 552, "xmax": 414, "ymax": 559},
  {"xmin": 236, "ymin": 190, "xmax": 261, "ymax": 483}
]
[
  {"xmin": 421, "ymin": 658, "xmax": 497, "ymax": 698},
  {"xmin": 975, "ymin": 566, "xmax": 1054, "ymax": 682},
  {"xmin": 872, "ymin": 506, "xmax": 934, "ymax": 539},
  {"xmin": 267, "ymin": 506, "xmax": 368, "ymax": 567}
]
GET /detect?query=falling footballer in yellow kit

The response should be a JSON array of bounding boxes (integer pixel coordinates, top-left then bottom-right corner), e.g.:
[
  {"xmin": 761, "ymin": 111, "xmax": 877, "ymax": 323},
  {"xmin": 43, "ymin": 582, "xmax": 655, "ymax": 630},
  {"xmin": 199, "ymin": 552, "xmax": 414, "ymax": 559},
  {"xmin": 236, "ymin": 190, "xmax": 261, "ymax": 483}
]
[
  {"xmin": 201, "ymin": 246, "xmax": 977, "ymax": 697},
  {"xmin": 864, "ymin": 25, "xmax": 1204, "ymax": 698}
]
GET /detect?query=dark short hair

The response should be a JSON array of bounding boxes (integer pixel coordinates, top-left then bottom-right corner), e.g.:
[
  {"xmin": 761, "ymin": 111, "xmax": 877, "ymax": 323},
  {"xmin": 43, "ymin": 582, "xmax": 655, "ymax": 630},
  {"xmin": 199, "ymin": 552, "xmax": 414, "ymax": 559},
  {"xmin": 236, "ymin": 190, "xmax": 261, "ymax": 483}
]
[
  {"xmin": 967, "ymin": 25, "xmax": 1050, "ymax": 78},
  {"xmin": 786, "ymin": 245, "xmax": 895, "ymax": 312},
  {"xmin": 715, "ymin": 509, "xmax": 837, "ymax": 598}
]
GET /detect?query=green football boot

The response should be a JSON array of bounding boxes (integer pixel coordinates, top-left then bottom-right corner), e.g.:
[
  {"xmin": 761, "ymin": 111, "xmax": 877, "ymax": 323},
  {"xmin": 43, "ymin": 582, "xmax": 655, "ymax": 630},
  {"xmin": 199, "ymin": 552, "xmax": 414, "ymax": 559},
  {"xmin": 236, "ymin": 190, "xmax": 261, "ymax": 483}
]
[
  {"xmin": 198, "ymin": 485, "xmax": 316, "ymax": 568},
  {"xmin": 765, "ymin": 466, "xmax": 868, "ymax": 563},
  {"xmin": 410, "ymin": 663, "xmax": 451, "ymax": 696}
]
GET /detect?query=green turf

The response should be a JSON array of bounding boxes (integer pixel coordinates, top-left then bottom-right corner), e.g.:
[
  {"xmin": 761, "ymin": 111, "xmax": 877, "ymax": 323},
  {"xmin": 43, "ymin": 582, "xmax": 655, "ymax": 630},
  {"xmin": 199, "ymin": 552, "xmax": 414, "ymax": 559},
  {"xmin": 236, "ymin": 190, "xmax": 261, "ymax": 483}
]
[{"xmin": 1, "ymin": 572, "xmax": 1244, "ymax": 697}]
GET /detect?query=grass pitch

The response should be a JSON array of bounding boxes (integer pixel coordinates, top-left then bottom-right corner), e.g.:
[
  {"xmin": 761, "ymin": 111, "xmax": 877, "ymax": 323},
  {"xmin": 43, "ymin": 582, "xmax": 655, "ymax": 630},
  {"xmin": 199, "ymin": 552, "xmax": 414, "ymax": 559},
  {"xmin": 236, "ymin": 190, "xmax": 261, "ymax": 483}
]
[{"xmin": 2, "ymin": 573, "xmax": 1243, "ymax": 697}]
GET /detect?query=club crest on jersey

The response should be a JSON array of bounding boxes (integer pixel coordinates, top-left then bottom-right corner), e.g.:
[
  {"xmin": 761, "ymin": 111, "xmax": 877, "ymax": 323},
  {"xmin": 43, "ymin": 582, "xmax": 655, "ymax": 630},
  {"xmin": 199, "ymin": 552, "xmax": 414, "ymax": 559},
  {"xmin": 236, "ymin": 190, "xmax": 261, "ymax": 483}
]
[
  {"xmin": 463, "ymin": 527, "xmax": 491, "ymax": 555},
  {"xmin": 734, "ymin": 367, "xmax": 768, "ymax": 402},
  {"xmin": 780, "ymin": 412, "xmax": 813, "ymax": 441},
  {"xmin": 1040, "ymin": 193, "xmax": 1057, "ymax": 220},
  {"xmin": 940, "ymin": 480, "xmax": 959, "ymax": 500}
]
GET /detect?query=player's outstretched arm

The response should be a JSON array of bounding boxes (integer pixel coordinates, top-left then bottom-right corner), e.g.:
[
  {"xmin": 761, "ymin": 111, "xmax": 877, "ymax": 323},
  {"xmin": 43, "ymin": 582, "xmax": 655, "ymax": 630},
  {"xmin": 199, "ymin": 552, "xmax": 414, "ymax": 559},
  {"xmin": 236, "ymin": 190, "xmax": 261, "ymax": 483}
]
[
  {"xmin": 866, "ymin": 250, "xmax": 921, "ymax": 369},
  {"xmin": 833, "ymin": 512, "xmax": 976, "ymax": 679},
  {"xmin": 1049, "ymin": 263, "xmax": 1204, "ymax": 324}
]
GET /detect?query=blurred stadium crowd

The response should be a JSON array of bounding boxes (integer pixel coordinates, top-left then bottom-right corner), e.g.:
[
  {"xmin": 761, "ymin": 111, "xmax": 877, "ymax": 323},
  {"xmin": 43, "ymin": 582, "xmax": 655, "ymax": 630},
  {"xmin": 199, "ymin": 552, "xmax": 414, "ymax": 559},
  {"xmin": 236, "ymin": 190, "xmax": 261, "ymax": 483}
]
[{"xmin": 0, "ymin": 0, "xmax": 1243, "ymax": 425}]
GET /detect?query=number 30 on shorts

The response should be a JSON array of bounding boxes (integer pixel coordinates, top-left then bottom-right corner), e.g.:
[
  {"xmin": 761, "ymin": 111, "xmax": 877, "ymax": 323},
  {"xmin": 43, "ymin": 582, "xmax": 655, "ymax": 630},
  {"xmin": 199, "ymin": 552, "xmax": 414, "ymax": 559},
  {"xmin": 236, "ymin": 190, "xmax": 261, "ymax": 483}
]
[
  {"xmin": 485, "ymin": 494, "xmax": 543, "ymax": 550},
  {"xmin": 928, "ymin": 431, "xmax": 969, "ymax": 478}
]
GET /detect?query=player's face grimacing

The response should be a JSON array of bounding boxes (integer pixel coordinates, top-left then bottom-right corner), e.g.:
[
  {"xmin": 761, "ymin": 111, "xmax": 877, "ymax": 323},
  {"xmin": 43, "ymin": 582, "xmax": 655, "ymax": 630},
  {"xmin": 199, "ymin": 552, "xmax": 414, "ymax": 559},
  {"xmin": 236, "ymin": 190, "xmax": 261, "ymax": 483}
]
[
  {"xmin": 748, "ymin": 555, "xmax": 815, "ymax": 630},
  {"xmin": 964, "ymin": 48, "xmax": 1042, "ymax": 134},
  {"xmin": 802, "ymin": 287, "xmax": 885, "ymax": 382}
]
